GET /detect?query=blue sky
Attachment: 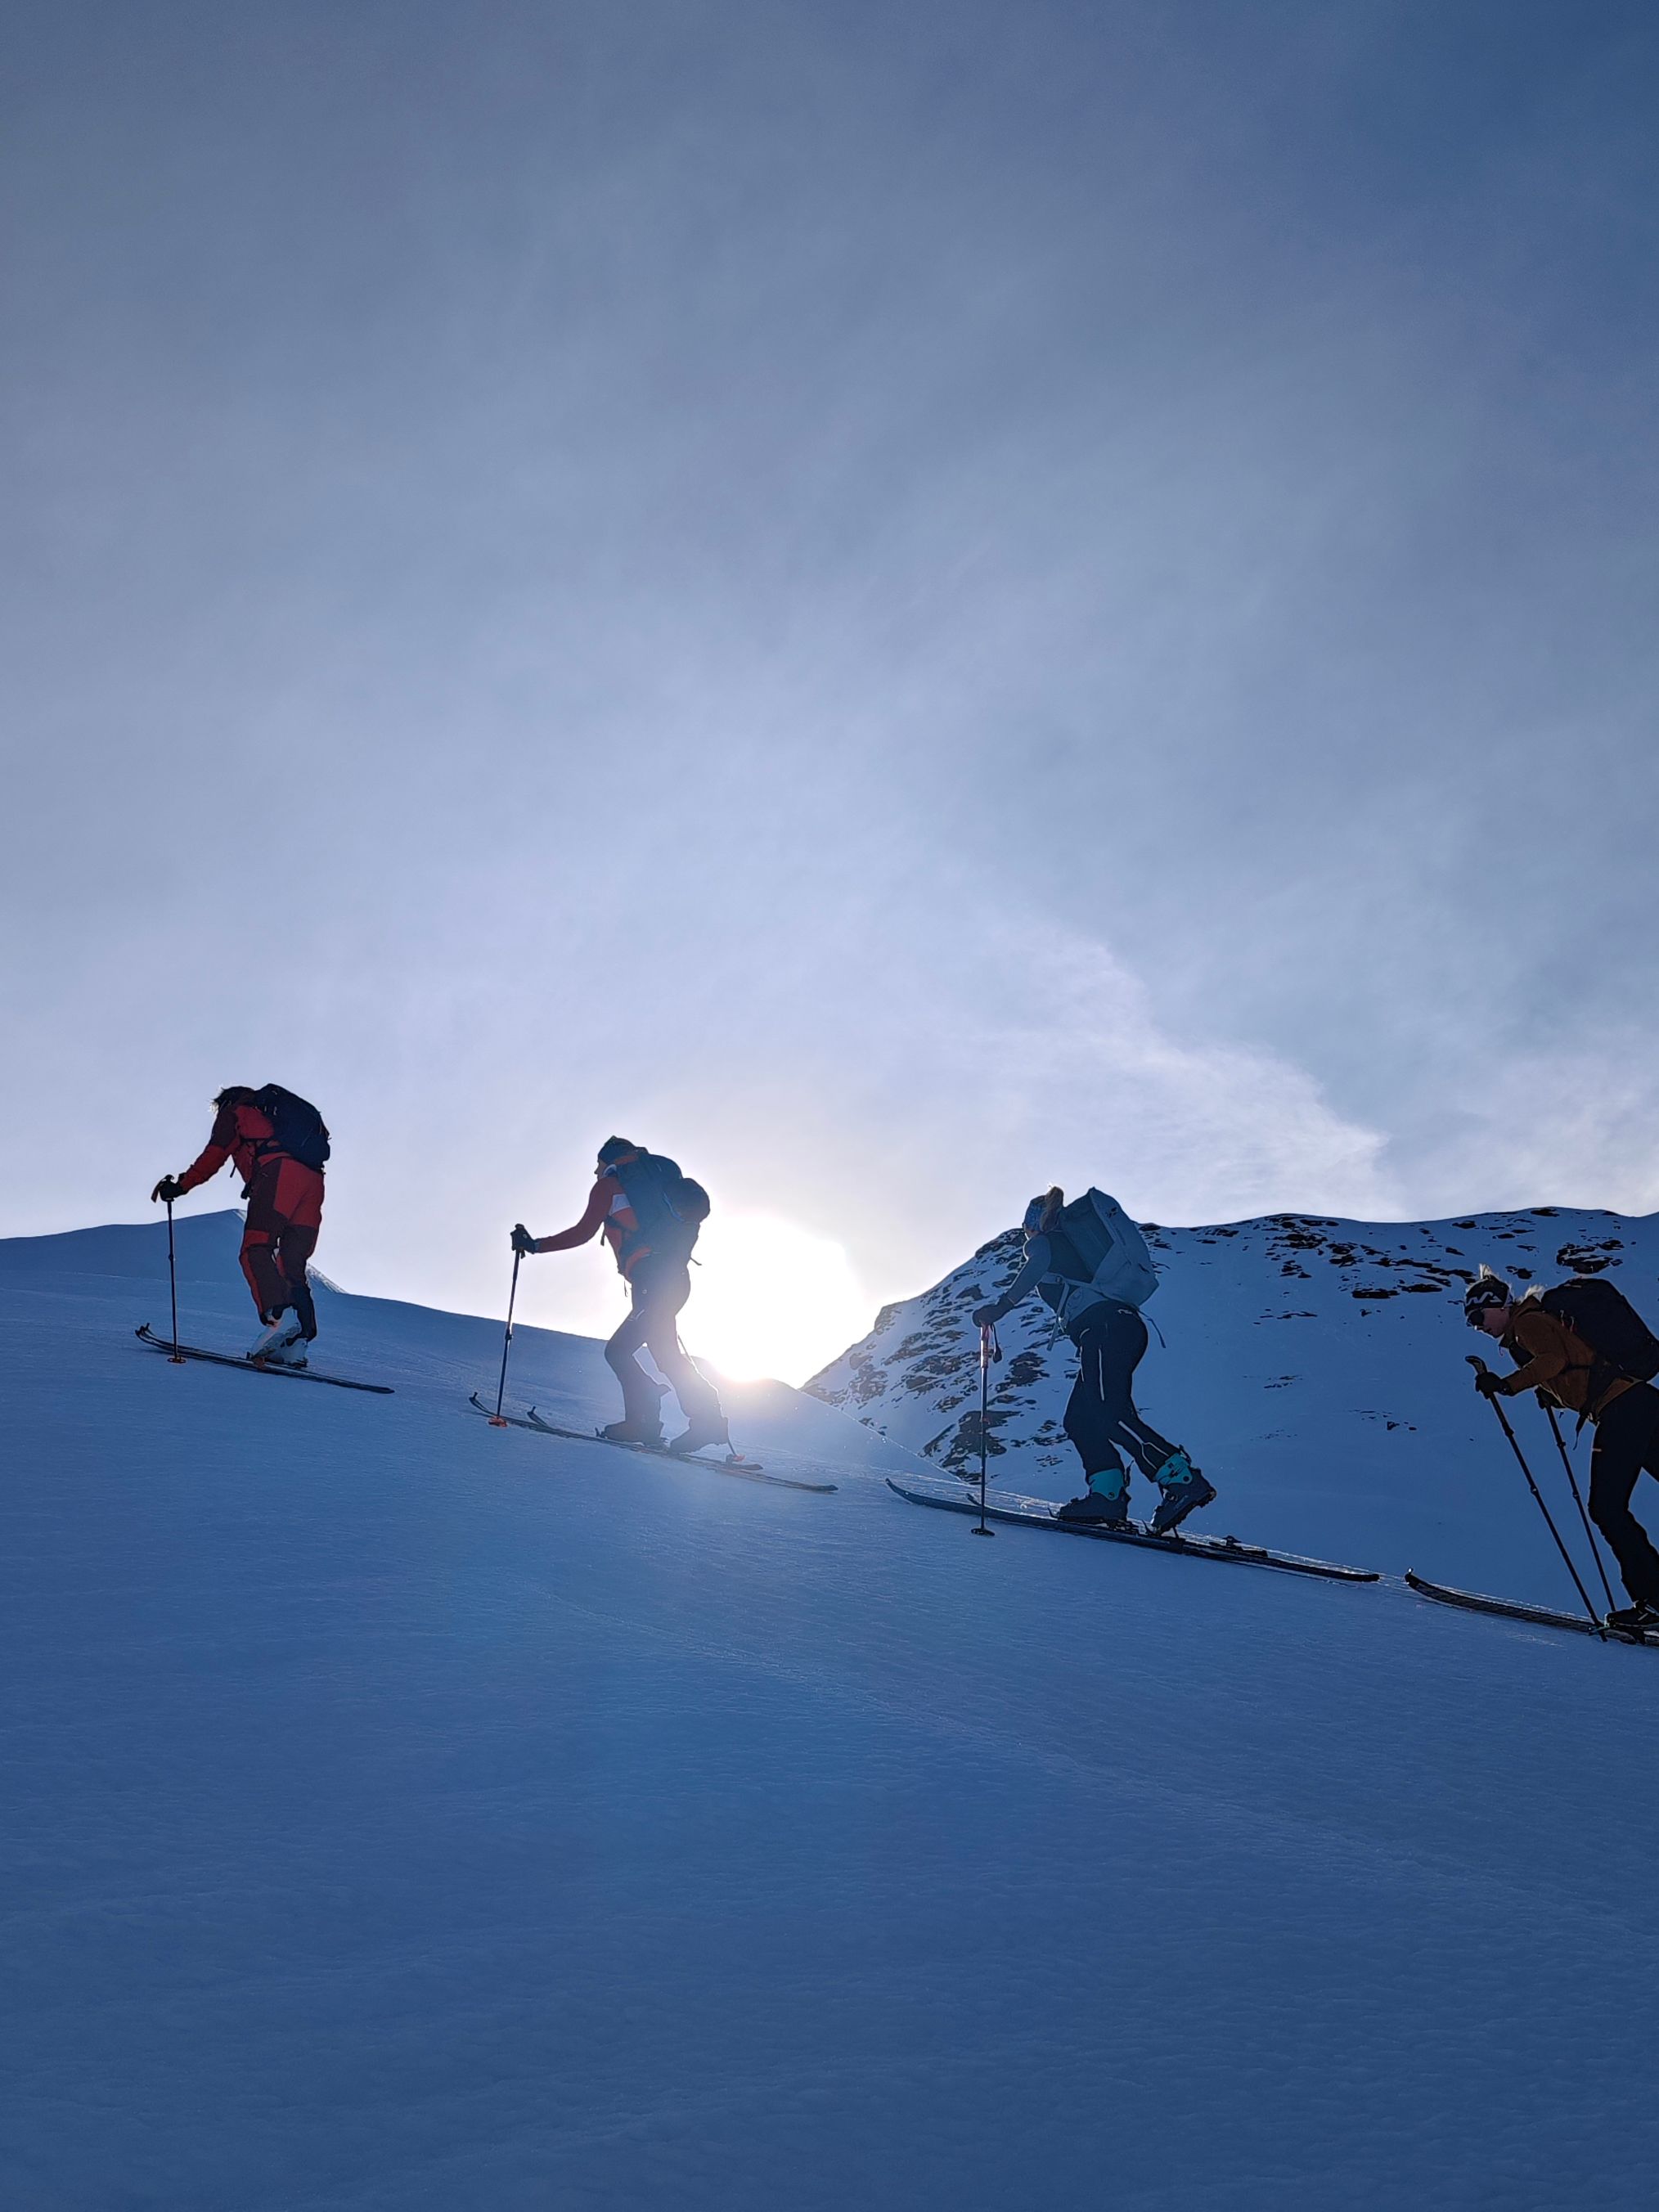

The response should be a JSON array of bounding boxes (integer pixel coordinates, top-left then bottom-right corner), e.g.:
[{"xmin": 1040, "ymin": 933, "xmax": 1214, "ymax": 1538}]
[{"xmin": 3, "ymin": 1, "xmax": 1657, "ymax": 1375}]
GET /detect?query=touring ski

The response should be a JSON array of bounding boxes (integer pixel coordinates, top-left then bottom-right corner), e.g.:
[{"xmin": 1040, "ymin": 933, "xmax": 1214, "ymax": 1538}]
[
  {"xmin": 888, "ymin": 1477, "xmax": 1378, "ymax": 1583},
  {"xmin": 1405, "ymin": 1570, "xmax": 1657, "ymax": 1646},
  {"xmin": 137, "ymin": 1324, "xmax": 393, "ymax": 1394},
  {"xmin": 467, "ymin": 1395, "xmax": 837, "ymax": 1493}
]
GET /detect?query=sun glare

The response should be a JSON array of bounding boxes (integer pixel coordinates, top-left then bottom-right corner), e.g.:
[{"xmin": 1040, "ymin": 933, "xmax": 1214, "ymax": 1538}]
[{"xmin": 683, "ymin": 1212, "xmax": 872, "ymax": 1387}]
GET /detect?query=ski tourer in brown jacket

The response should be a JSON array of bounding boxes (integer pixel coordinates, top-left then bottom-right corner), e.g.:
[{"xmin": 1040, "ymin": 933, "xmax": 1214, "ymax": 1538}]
[
  {"xmin": 1487, "ymin": 1301, "xmax": 1636, "ymax": 1423},
  {"xmin": 1469, "ymin": 1280, "xmax": 1659, "ymax": 1623}
]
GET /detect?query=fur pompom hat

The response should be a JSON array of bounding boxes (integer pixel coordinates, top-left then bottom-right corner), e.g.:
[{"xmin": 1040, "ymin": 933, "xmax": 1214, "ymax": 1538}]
[{"xmin": 1463, "ymin": 1266, "xmax": 1513, "ymax": 1320}]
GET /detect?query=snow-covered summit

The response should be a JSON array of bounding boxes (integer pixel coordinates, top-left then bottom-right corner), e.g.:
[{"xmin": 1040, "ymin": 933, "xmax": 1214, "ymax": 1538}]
[{"xmin": 0, "ymin": 1207, "xmax": 250, "ymax": 1284}]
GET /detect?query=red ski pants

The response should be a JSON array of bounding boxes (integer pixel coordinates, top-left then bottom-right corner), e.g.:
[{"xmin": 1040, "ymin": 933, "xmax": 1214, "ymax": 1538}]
[{"xmin": 240, "ymin": 1158, "xmax": 325, "ymax": 1337}]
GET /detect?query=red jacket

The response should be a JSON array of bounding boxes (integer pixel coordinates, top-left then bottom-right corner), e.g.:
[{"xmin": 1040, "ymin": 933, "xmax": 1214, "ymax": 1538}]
[
  {"xmin": 177, "ymin": 1100, "xmax": 312, "ymax": 1197},
  {"xmin": 533, "ymin": 1167, "xmax": 648, "ymax": 1275}
]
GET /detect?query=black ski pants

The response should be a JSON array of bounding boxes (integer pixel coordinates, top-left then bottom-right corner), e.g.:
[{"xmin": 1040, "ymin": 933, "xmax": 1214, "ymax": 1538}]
[
  {"xmin": 1590, "ymin": 1384, "xmax": 1659, "ymax": 1608},
  {"xmin": 605, "ymin": 1260, "xmax": 723, "ymax": 1435},
  {"xmin": 1063, "ymin": 1302, "xmax": 1179, "ymax": 1490}
]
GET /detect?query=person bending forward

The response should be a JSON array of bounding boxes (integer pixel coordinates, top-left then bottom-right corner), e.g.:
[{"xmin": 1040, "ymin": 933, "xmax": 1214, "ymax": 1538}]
[
  {"xmin": 151, "ymin": 1085, "xmax": 327, "ymax": 1365},
  {"xmin": 1467, "ymin": 1269, "xmax": 1659, "ymax": 1631}
]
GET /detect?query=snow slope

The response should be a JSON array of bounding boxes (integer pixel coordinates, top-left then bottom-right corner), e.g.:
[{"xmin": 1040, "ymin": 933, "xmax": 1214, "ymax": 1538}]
[
  {"xmin": 809, "ymin": 1203, "xmax": 1659, "ymax": 1606},
  {"xmin": 6, "ymin": 1211, "xmax": 1659, "ymax": 2210}
]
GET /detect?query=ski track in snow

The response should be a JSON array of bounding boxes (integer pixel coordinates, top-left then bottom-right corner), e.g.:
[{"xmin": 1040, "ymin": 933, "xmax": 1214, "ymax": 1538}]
[{"xmin": 3, "ymin": 1210, "xmax": 1659, "ymax": 2210}]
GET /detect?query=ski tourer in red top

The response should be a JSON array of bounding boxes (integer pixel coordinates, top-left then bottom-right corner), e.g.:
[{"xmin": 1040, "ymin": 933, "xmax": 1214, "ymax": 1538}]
[
  {"xmin": 151, "ymin": 1085, "xmax": 329, "ymax": 1364},
  {"xmin": 511, "ymin": 1135, "xmax": 726, "ymax": 1454}
]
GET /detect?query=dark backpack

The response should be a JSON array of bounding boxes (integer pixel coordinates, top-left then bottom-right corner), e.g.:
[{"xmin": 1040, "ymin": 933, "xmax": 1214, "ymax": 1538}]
[
  {"xmin": 250, "ymin": 1084, "xmax": 331, "ymax": 1173},
  {"xmin": 1538, "ymin": 1276, "xmax": 1659, "ymax": 1384},
  {"xmin": 613, "ymin": 1151, "xmax": 709, "ymax": 1260}
]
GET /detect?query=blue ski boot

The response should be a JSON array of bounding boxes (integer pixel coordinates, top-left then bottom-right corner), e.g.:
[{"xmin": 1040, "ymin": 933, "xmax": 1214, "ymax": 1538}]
[{"xmin": 1149, "ymin": 1450, "xmax": 1216, "ymax": 1534}]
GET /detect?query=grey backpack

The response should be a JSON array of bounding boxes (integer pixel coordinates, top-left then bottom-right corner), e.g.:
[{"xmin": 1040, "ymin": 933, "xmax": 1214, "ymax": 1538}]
[{"xmin": 1046, "ymin": 1189, "xmax": 1159, "ymax": 1312}]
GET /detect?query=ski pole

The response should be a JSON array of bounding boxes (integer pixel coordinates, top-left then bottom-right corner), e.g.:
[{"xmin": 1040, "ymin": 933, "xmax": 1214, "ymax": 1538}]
[
  {"xmin": 490, "ymin": 1248, "xmax": 522, "ymax": 1427},
  {"xmin": 164, "ymin": 1198, "xmax": 186, "ymax": 1363},
  {"xmin": 1542, "ymin": 1401, "xmax": 1618, "ymax": 1616},
  {"xmin": 1468, "ymin": 1356, "xmax": 1603, "ymax": 1632},
  {"xmin": 972, "ymin": 1324, "xmax": 999, "ymax": 1537}
]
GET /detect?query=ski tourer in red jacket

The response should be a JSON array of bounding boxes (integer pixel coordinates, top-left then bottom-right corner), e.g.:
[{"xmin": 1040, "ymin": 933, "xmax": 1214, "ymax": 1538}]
[{"xmin": 151, "ymin": 1086, "xmax": 326, "ymax": 1362}]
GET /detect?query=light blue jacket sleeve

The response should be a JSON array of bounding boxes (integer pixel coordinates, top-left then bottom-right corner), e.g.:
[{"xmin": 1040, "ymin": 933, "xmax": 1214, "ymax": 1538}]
[{"xmin": 981, "ymin": 1234, "xmax": 1053, "ymax": 1323}]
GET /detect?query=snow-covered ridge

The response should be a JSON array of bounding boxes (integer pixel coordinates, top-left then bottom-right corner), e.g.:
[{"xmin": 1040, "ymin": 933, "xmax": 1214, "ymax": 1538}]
[
  {"xmin": 807, "ymin": 1203, "xmax": 1653, "ymax": 1491},
  {"xmin": 9, "ymin": 1208, "xmax": 1659, "ymax": 2205}
]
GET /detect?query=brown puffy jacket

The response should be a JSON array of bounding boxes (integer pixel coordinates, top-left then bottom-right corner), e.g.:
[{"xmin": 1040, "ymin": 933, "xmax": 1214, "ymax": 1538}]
[{"xmin": 1494, "ymin": 1302, "xmax": 1636, "ymax": 1422}]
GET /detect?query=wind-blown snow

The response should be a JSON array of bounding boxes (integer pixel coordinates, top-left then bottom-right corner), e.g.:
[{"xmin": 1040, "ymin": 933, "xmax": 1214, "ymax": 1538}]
[{"xmin": 6, "ymin": 1209, "xmax": 1659, "ymax": 2210}]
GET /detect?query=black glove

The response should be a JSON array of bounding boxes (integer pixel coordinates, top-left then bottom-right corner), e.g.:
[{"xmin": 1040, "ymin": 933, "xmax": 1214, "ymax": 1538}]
[
  {"xmin": 971, "ymin": 1303, "xmax": 1001, "ymax": 1329},
  {"xmin": 151, "ymin": 1176, "xmax": 182, "ymax": 1205},
  {"xmin": 510, "ymin": 1223, "xmax": 536, "ymax": 1257},
  {"xmin": 1473, "ymin": 1367, "xmax": 1504, "ymax": 1399}
]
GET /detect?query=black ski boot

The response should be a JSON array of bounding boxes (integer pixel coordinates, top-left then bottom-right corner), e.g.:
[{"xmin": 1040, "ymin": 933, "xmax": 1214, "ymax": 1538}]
[
  {"xmin": 668, "ymin": 1420, "xmax": 731, "ymax": 1459},
  {"xmin": 602, "ymin": 1418, "xmax": 665, "ymax": 1447},
  {"xmin": 1606, "ymin": 1603, "xmax": 1659, "ymax": 1636},
  {"xmin": 1057, "ymin": 1486, "xmax": 1131, "ymax": 1529}
]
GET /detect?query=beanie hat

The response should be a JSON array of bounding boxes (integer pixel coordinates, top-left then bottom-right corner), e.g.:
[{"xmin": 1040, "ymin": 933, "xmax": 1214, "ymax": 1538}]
[
  {"xmin": 597, "ymin": 1135, "xmax": 637, "ymax": 1167},
  {"xmin": 1463, "ymin": 1266, "xmax": 1513, "ymax": 1319}
]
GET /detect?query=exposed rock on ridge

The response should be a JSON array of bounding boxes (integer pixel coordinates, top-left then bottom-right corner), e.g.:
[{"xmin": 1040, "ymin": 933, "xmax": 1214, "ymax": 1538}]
[{"xmin": 807, "ymin": 1204, "xmax": 1652, "ymax": 1488}]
